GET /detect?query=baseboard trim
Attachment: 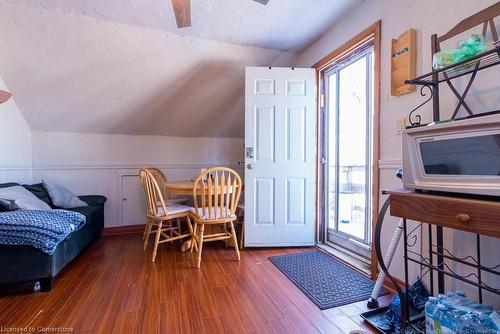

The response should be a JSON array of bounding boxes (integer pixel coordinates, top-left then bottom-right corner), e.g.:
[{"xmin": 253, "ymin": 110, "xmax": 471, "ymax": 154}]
[{"xmin": 102, "ymin": 224, "xmax": 145, "ymax": 237}]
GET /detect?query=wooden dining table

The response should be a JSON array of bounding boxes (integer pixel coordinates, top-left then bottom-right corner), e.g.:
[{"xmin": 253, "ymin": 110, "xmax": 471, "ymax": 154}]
[
  {"xmin": 165, "ymin": 180, "xmax": 241, "ymax": 196},
  {"xmin": 165, "ymin": 180, "xmax": 243, "ymax": 251},
  {"xmin": 164, "ymin": 181, "xmax": 195, "ymax": 196}
]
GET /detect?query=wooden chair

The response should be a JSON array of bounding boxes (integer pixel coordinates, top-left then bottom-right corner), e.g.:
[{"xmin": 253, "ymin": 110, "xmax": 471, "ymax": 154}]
[
  {"xmin": 139, "ymin": 169, "xmax": 195, "ymax": 262},
  {"xmin": 190, "ymin": 167, "xmax": 242, "ymax": 268},
  {"xmin": 142, "ymin": 167, "xmax": 186, "ymax": 243}
]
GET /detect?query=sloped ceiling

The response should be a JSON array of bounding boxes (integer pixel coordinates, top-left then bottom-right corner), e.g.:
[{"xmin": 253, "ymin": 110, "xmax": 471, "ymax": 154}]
[
  {"xmin": 0, "ymin": 0, "xmax": 362, "ymax": 138},
  {"xmin": 7, "ymin": 0, "xmax": 362, "ymax": 51}
]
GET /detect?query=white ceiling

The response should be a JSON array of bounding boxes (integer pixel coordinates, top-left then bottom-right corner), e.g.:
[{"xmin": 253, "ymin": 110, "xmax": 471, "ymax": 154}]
[
  {"xmin": 0, "ymin": 0, "xmax": 363, "ymax": 138},
  {"xmin": 8, "ymin": 0, "xmax": 363, "ymax": 52}
]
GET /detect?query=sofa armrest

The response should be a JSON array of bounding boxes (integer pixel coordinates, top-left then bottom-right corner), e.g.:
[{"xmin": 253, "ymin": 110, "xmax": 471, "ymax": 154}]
[{"xmin": 78, "ymin": 195, "xmax": 107, "ymax": 206}]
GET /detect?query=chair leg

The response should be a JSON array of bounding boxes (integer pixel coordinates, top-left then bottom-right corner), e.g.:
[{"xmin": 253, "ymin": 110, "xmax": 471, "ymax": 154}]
[
  {"xmin": 230, "ymin": 221, "xmax": 240, "ymax": 261},
  {"xmin": 190, "ymin": 223, "xmax": 197, "ymax": 253},
  {"xmin": 143, "ymin": 218, "xmax": 149, "ymax": 240},
  {"xmin": 151, "ymin": 221, "xmax": 163, "ymax": 262},
  {"xmin": 143, "ymin": 219, "xmax": 153, "ymax": 251},
  {"xmin": 196, "ymin": 224, "xmax": 205, "ymax": 269},
  {"xmin": 192, "ymin": 220, "xmax": 198, "ymax": 252},
  {"xmin": 184, "ymin": 216, "xmax": 196, "ymax": 253}
]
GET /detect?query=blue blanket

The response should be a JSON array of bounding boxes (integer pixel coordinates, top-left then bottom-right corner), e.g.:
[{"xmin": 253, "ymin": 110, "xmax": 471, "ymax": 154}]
[{"xmin": 0, "ymin": 209, "xmax": 86, "ymax": 255}]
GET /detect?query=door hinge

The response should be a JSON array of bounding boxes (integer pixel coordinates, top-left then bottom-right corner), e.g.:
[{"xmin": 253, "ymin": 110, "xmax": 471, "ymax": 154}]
[{"xmin": 319, "ymin": 94, "xmax": 325, "ymax": 108}]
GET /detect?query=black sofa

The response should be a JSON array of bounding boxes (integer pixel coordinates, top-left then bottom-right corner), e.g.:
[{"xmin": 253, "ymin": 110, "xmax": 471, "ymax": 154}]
[{"xmin": 0, "ymin": 182, "xmax": 106, "ymax": 292}]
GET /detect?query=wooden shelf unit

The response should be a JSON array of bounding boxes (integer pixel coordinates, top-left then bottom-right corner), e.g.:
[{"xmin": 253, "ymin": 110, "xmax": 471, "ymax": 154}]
[
  {"xmin": 387, "ymin": 190, "xmax": 500, "ymax": 239},
  {"xmin": 373, "ymin": 190, "xmax": 500, "ymax": 332}
]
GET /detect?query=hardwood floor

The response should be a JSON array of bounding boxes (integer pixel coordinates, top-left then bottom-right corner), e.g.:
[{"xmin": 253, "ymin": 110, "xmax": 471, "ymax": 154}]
[{"xmin": 0, "ymin": 235, "xmax": 391, "ymax": 334}]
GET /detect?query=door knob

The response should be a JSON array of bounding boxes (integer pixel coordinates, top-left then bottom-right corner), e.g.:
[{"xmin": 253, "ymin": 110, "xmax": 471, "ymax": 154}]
[{"xmin": 247, "ymin": 164, "xmax": 253, "ymax": 170}]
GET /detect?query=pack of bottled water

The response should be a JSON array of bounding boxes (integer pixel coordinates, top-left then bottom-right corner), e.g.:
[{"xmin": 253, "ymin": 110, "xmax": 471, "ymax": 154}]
[{"xmin": 425, "ymin": 291, "xmax": 500, "ymax": 334}]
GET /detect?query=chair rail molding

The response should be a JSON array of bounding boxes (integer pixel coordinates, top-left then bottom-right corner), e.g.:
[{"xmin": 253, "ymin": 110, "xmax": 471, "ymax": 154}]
[
  {"xmin": 378, "ymin": 159, "xmax": 402, "ymax": 170},
  {"xmin": 31, "ymin": 162, "xmax": 242, "ymax": 171},
  {"xmin": 0, "ymin": 164, "xmax": 33, "ymax": 171}
]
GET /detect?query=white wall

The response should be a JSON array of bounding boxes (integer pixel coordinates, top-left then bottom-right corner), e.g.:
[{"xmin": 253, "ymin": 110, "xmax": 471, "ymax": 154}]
[
  {"xmin": 31, "ymin": 131, "xmax": 244, "ymax": 228},
  {"xmin": 0, "ymin": 76, "xmax": 32, "ymax": 183},
  {"xmin": 296, "ymin": 0, "xmax": 500, "ymax": 306}
]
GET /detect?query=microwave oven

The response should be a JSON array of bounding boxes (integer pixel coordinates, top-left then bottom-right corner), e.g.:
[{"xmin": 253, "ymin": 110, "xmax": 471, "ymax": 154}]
[{"xmin": 402, "ymin": 113, "xmax": 500, "ymax": 196}]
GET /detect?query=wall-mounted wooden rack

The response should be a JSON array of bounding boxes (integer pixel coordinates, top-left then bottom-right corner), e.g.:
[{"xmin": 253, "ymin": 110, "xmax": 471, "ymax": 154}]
[{"xmin": 391, "ymin": 28, "xmax": 416, "ymax": 96}]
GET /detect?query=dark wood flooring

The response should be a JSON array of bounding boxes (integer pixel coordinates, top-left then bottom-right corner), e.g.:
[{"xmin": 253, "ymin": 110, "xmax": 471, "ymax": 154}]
[{"xmin": 0, "ymin": 235, "xmax": 391, "ymax": 333}]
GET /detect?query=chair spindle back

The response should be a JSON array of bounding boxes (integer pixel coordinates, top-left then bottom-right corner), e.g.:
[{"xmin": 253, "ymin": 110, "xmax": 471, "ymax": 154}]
[
  {"xmin": 192, "ymin": 167, "xmax": 242, "ymax": 220},
  {"xmin": 145, "ymin": 167, "xmax": 171, "ymax": 200},
  {"xmin": 139, "ymin": 169, "xmax": 168, "ymax": 218}
]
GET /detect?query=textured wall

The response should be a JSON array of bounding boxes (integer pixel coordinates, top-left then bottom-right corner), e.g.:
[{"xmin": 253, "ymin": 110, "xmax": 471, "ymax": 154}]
[{"xmin": 31, "ymin": 131, "xmax": 243, "ymax": 167}]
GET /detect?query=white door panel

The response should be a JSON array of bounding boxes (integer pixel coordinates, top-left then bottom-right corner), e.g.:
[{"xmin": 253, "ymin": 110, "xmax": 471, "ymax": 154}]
[
  {"xmin": 245, "ymin": 67, "xmax": 316, "ymax": 247},
  {"xmin": 122, "ymin": 175, "xmax": 146, "ymax": 226}
]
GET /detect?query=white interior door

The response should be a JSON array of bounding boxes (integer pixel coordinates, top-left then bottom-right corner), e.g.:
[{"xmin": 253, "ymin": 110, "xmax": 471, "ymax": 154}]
[{"xmin": 244, "ymin": 67, "xmax": 316, "ymax": 247}]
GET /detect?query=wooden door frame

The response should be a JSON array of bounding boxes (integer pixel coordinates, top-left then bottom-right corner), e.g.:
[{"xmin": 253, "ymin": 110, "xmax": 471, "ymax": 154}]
[{"xmin": 313, "ymin": 20, "xmax": 381, "ymax": 279}]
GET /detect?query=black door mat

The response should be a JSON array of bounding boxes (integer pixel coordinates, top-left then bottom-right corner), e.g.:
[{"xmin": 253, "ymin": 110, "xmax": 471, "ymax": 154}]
[{"xmin": 269, "ymin": 250, "xmax": 388, "ymax": 310}]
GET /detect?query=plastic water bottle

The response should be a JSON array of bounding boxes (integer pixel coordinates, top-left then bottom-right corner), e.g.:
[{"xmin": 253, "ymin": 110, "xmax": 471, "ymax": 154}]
[
  {"xmin": 434, "ymin": 303, "xmax": 456, "ymax": 334},
  {"xmin": 425, "ymin": 297, "xmax": 438, "ymax": 334},
  {"xmin": 424, "ymin": 291, "xmax": 500, "ymax": 334},
  {"xmin": 457, "ymin": 311, "xmax": 499, "ymax": 334}
]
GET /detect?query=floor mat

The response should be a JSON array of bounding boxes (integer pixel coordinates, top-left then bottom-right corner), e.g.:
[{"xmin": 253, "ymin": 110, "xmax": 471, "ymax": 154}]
[{"xmin": 269, "ymin": 250, "xmax": 388, "ymax": 310}]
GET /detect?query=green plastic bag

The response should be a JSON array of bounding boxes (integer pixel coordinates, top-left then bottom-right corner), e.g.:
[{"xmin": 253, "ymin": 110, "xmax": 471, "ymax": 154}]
[{"xmin": 432, "ymin": 34, "xmax": 487, "ymax": 70}]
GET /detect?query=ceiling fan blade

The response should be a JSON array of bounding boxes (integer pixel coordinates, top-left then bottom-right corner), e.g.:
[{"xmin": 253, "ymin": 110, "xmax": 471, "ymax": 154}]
[
  {"xmin": 253, "ymin": 0, "xmax": 269, "ymax": 4},
  {"xmin": 171, "ymin": 0, "xmax": 191, "ymax": 28},
  {"xmin": 0, "ymin": 90, "xmax": 12, "ymax": 103}
]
